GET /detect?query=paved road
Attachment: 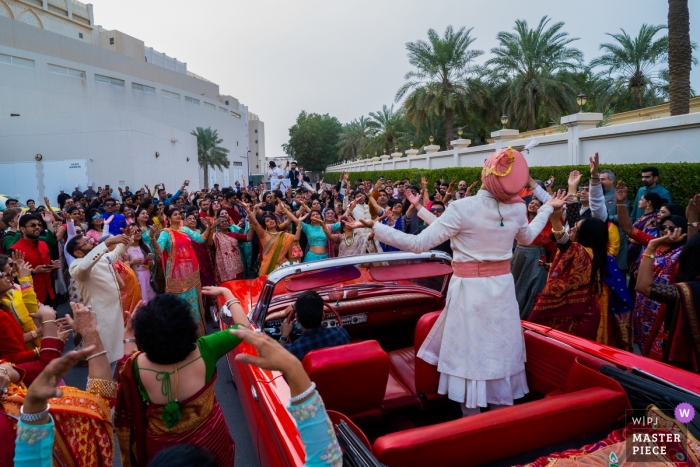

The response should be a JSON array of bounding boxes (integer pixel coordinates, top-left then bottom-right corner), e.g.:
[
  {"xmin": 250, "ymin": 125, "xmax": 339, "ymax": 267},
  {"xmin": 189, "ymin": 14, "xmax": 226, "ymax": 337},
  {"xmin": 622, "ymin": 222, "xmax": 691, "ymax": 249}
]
[{"xmin": 57, "ymin": 302, "xmax": 261, "ymax": 467}]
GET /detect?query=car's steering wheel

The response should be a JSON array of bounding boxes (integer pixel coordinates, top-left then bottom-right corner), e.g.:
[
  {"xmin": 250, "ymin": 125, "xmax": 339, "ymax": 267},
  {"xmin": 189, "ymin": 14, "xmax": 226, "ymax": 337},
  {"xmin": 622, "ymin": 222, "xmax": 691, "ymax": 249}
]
[{"xmin": 284, "ymin": 302, "xmax": 343, "ymax": 340}]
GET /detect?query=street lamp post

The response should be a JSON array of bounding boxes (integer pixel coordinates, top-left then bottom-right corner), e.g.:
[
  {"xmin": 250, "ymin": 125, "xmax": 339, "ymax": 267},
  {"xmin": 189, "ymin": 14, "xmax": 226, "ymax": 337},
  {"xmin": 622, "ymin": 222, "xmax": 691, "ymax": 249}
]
[{"xmin": 500, "ymin": 115, "xmax": 508, "ymax": 129}]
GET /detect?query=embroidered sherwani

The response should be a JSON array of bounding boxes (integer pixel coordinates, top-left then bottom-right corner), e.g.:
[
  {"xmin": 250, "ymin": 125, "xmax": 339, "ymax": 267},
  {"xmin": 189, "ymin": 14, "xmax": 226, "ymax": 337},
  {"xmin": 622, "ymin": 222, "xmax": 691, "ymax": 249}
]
[{"xmin": 372, "ymin": 190, "xmax": 553, "ymax": 407}]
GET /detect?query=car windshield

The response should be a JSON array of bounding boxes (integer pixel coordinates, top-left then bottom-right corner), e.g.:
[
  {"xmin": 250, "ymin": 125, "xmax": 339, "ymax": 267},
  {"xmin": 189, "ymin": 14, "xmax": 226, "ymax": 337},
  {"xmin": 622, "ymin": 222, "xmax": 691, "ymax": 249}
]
[{"xmin": 252, "ymin": 254, "xmax": 452, "ymax": 325}]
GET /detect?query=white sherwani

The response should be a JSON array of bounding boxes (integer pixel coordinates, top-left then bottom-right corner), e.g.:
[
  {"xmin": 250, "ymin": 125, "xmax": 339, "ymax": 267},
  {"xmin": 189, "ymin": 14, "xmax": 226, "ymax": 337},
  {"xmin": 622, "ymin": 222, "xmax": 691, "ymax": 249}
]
[
  {"xmin": 69, "ymin": 242, "xmax": 129, "ymax": 363},
  {"xmin": 373, "ymin": 190, "xmax": 553, "ymax": 407}
]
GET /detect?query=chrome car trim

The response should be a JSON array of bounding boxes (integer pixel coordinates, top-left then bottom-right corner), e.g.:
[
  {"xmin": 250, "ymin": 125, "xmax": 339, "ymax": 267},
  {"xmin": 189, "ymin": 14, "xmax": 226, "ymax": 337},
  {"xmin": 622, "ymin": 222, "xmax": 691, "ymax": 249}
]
[
  {"xmin": 631, "ymin": 367, "xmax": 700, "ymax": 398},
  {"xmin": 251, "ymin": 251, "xmax": 453, "ymax": 326}
]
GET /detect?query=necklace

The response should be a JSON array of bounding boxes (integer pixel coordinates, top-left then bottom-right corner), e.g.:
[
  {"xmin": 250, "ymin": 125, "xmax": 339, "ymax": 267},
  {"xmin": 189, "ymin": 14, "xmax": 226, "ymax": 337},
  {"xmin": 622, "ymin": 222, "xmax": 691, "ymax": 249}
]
[{"xmin": 343, "ymin": 231, "xmax": 355, "ymax": 246}]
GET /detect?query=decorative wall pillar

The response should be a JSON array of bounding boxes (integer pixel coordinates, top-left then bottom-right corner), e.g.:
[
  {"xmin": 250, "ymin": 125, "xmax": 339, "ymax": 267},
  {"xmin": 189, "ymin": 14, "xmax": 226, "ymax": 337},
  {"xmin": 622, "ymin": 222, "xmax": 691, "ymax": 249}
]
[
  {"xmin": 490, "ymin": 129, "xmax": 519, "ymax": 151},
  {"xmin": 451, "ymin": 137, "xmax": 471, "ymax": 166},
  {"xmin": 560, "ymin": 113, "xmax": 603, "ymax": 164}
]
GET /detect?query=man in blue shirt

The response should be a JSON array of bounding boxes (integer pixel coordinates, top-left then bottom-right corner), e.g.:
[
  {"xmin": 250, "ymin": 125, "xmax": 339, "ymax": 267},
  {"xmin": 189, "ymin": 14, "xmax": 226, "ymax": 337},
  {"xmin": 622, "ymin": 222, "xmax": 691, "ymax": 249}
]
[
  {"xmin": 631, "ymin": 167, "xmax": 672, "ymax": 221},
  {"xmin": 102, "ymin": 199, "xmax": 126, "ymax": 236},
  {"xmin": 280, "ymin": 291, "xmax": 350, "ymax": 361}
]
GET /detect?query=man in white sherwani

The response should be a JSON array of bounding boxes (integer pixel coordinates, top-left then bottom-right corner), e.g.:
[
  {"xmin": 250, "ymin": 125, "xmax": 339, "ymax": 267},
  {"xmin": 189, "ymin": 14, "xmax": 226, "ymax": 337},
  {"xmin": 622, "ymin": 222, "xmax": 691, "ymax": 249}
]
[
  {"xmin": 67, "ymin": 230, "xmax": 134, "ymax": 371},
  {"xmin": 350, "ymin": 148, "xmax": 568, "ymax": 416}
]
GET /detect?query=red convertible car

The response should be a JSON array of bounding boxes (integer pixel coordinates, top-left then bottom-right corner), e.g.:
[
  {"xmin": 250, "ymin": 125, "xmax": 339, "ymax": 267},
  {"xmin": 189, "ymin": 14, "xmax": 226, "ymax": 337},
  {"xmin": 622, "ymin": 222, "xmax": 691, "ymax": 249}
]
[{"xmin": 219, "ymin": 252, "xmax": 700, "ymax": 466}]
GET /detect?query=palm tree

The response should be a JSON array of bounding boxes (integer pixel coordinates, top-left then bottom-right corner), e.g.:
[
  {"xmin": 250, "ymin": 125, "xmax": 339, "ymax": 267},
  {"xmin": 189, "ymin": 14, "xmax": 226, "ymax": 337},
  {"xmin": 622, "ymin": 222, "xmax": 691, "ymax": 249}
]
[
  {"xmin": 191, "ymin": 127, "xmax": 230, "ymax": 189},
  {"xmin": 337, "ymin": 116, "xmax": 370, "ymax": 160},
  {"xmin": 367, "ymin": 105, "xmax": 405, "ymax": 154},
  {"xmin": 589, "ymin": 24, "xmax": 667, "ymax": 110},
  {"xmin": 486, "ymin": 16, "xmax": 583, "ymax": 131},
  {"xmin": 668, "ymin": 0, "xmax": 692, "ymax": 115},
  {"xmin": 396, "ymin": 26, "xmax": 483, "ymax": 146}
]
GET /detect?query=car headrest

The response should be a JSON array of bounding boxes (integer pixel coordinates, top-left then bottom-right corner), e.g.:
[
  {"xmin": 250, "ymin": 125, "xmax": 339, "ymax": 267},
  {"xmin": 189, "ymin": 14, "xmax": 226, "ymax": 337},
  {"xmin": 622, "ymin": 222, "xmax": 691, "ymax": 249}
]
[{"xmin": 303, "ymin": 340, "xmax": 390, "ymax": 422}]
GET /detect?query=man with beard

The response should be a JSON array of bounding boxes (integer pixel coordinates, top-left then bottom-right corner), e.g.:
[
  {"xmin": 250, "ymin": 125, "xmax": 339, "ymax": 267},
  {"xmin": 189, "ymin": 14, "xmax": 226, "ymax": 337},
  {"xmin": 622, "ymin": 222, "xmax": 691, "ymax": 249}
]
[
  {"xmin": 9, "ymin": 214, "xmax": 60, "ymax": 304},
  {"xmin": 631, "ymin": 167, "xmax": 672, "ymax": 221}
]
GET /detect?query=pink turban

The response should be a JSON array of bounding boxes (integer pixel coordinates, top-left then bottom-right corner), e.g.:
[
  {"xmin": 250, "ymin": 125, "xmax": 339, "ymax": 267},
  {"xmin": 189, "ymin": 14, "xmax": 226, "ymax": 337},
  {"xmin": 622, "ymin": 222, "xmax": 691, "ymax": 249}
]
[{"xmin": 481, "ymin": 147, "xmax": 528, "ymax": 204}]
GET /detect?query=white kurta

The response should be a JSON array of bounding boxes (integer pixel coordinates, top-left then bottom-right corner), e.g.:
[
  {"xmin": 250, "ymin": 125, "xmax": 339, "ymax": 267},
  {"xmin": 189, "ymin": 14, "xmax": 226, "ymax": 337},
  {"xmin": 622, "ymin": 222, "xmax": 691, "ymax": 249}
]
[
  {"xmin": 69, "ymin": 242, "xmax": 129, "ymax": 363},
  {"xmin": 373, "ymin": 190, "xmax": 553, "ymax": 407}
]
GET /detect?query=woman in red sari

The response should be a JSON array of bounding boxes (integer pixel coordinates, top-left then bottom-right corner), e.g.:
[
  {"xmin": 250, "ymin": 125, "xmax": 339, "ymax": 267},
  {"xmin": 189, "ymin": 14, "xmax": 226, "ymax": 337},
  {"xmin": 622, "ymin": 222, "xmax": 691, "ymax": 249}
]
[
  {"xmin": 530, "ymin": 207, "xmax": 610, "ymax": 340},
  {"xmin": 616, "ymin": 182, "xmax": 687, "ymax": 359},
  {"xmin": 208, "ymin": 209, "xmax": 253, "ymax": 283},
  {"xmin": 116, "ymin": 290, "xmax": 250, "ymax": 467}
]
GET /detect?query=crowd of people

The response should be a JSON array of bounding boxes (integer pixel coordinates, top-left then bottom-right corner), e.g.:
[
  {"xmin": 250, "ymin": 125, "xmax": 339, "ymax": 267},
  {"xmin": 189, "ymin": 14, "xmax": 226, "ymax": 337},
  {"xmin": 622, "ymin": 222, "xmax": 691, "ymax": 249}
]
[{"xmin": 1, "ymin": 152, "xmax": 699, "ymax": 466}]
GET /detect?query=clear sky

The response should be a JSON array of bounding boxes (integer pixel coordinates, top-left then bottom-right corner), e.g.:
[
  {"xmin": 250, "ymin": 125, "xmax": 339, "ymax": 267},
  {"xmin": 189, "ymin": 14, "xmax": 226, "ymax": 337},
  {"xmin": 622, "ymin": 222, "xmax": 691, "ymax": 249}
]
[{"xmin": 89, "ymin": 0, "xmax": 698, "ymax": 158}]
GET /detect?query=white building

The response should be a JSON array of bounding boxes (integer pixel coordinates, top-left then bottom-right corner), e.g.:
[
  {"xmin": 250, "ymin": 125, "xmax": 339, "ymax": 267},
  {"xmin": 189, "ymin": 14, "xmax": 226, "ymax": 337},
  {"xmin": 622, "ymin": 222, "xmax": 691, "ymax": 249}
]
[
  {"xmin": 248, "ymin": 112, "xmax": 265, "ymax": 175},
  {"xmin": 0, "ymin": 0, "xmax": 259, "ymax": 203}
]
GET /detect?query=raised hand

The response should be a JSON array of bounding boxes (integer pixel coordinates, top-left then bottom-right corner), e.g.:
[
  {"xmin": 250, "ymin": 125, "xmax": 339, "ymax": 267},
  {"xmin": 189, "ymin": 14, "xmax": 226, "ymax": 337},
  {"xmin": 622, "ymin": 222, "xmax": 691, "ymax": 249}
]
[
  {"xmin": 686, "ymin": 194, "xmax": 700, "ymax": 221},
  {"xmin": 544, "ymin": 189, "xmax": 569, "ymax": 209},
  {"xmin": 650, "ymin": 227, "xmax": 687, "ymax": 247},
  {"xmin": 568, "ymin": 170, "xmax": 582, "ymax": 188},
  {"xmin": 615, "ymin": 181, "xmax": 628, "ymax": 203},
  {"xmin": 406, "ymin": 189, "xmax": 421, "ymax": 207},
  {"xmin": 421, "ymin": 176, "xmax": 428, "ymax": 188},
  {"xmin": 43, "ymin": 197, "xmax": 52, "ymax": 209},
  {"xmin": 589, "ymin": 152, "xmax": 600, "ymax": 177}
]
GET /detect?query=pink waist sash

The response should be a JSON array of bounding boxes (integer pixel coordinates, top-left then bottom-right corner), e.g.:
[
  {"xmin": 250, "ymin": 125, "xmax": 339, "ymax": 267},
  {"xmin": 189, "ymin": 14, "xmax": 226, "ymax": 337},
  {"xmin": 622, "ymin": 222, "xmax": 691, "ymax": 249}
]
[{"xmin": 452, "ymin": 259, "xmax": 511, "ymax": 278}]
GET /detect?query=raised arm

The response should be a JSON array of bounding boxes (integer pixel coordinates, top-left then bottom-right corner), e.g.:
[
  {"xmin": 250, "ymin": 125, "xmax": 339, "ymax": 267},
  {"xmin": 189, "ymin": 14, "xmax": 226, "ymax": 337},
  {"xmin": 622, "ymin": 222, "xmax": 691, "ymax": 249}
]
[
  {"xmin": 515, "ymin": 190, "xmax": 567, "ymax": 244},
  {"xmin": 686, "ymin": 194, "xmax": 700, "ymax": 240},
  {"xmin": 588, "ymin": 153, "xmax": 607, "ymax": 222},
  {"xmin": 615, "ymin": 181, "xmax": 634, "ymax": 236},
  {"xmin": 245, "ymin": 205, "xmax": 266, "ymax": 238}
]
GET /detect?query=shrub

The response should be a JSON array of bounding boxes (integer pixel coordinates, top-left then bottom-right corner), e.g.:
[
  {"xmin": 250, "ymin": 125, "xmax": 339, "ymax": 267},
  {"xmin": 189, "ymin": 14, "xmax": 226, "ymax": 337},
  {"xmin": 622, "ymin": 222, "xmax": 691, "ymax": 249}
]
[{"xmin": 321, "ymin": 162, "xmax": 700, "ymax": 204}]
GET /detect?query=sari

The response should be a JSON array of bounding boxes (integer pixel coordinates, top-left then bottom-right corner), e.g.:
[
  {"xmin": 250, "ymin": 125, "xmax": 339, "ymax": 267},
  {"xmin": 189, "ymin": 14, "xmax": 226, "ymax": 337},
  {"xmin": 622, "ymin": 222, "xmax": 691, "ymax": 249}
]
[
  {"xmin": 115, "ymin": 352, "xmax": 234, "ymax": 467},
  {"xmin": 259, "ymin": 231, "xmax": 294, "ymax": 275},
  {"xmin": 529, "ymin": 243, "xmax": 601, "ymax": 340},
  {"xmin": 338, "ymin": 231, "xmax": 383, "ymax": 257},
  {"xmin": 114, "ymin": 261, "xmax": 143, "ymax": 314},
  {"xmin": 213, "ymin": 231, "xmax": 244, "ymax": 282},
  {"xmin": 627, "ymin": 211, "xmax": 657, "ymax": 279},
  {"xmin": 0, "ymin": 374, "xmax": 114, "ymax": 467},
  {"xmin": 633, "ymin": 245, "xmax": 682, "ymax": 358},
  {"xmin": 231, "ymin": 223, "xmax": 253, "ymax": 277},
  {"xmin": 157, "ymin": 228, "xmax": 206, "ymax": 334},
  {"xmin": 597, "ymin": 256, "xmax": 634, "ymax": 351}
]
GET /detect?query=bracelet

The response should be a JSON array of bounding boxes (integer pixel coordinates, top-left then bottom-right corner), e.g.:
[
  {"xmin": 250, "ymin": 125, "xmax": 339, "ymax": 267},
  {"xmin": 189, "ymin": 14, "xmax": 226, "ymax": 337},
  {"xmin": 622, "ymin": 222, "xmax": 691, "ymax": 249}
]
[
  {"xmin": 86, "ymin": 377, "xmax": 117, "ymax": 399},
  {"xmin": 123, "ymin": 338, "xmax": 136, "ymax": 344},
  {"xmin": 20, "ymin": 403, "xmax": 50, "ymax": 422},
  {"xmin": 41, "ymin": 320, "xmax": 57, "ymax": 326},
  {"xmin": 225, "ymin": 299, "xmax": 240, "ymax": 308},
  {"xmin": 552, "ymin": 228, "xmax": 566, "ymax": 235},
  {"xmin": 39, "ymin": 348, "xmax": 62, "ymax": 355},
  {"xmin": 30, "ymin": 330, "xmax": 37, "ymax": 339},
  {"xmin": 289, "ymin": 382, "xmax": 316, "ymax": 404},
  {"xmin": 85, "ymin": 350, "xmax": 107, "ymax": 361},
  {"xmin": 642, "ymin": 253, "xmax": 656, "ymax": 260},
  {"xmin": 279, "ymin": 336, "xmax": 289, "ymax": 343},
  {"xmin": 590, "ymin": 176, "xmax": 600, "ymax": 180},
  {"xmin": 34, "ymin": 348, "xmax": 40, "ymax": 359}
]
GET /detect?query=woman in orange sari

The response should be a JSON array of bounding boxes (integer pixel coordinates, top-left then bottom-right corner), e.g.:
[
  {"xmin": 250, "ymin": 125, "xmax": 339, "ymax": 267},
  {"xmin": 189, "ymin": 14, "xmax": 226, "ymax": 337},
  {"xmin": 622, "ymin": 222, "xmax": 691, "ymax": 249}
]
[
  {"xmin": 152, "ymin": 207, "xmax": 213, "ymax": 335},
  {"xmin": 1, "ymin": 303, "xmax": 116, "ymax": 467},
  {"xmin": 247, "ymin": 203, "xmax": 300, "ymax": 275},
  {"xmin": 114, "ymin": 259, "xmax": 142, "ymax": 314}
]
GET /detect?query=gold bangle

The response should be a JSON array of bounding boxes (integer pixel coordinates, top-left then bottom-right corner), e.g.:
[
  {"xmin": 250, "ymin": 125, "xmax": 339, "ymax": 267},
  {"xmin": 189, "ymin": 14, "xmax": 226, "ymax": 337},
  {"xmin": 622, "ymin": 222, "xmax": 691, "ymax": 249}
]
[
  {"xmin": 552, "ymin": 228, "xmax": 566, "ymax": 235},
  {"xmin": 41, "ymin": 320, "xmax": 57, "ymax": 325},
  {"xmin": 86, "ymin": 350, "xmax": 107, "ymax": 361},
  {"xmin": 33, "ymin": 348, "xmax": 40, "ymax": 359},
  {"xmin": 642, "ymin": 253, "xmax": 655, "ymax": 260},
  {"xmin": 86, "ymin": 377, "xmax": 117, "ymax": 399}
]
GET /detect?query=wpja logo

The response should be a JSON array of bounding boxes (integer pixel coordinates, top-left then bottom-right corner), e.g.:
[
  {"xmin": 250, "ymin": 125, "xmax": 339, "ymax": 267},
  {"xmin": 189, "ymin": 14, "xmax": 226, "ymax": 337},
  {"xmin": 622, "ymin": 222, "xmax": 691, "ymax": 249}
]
[{"xmin": 623, "ymin": 404, "xmax": 694, "ymax": 463}]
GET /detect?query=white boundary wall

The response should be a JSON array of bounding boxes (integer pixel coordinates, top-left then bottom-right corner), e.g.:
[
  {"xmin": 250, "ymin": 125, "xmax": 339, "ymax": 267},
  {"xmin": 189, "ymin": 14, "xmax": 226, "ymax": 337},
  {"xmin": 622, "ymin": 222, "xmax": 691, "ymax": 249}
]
[{"xmin": 327, "ymin": 112, "xmax": 700, "ymax": 173}]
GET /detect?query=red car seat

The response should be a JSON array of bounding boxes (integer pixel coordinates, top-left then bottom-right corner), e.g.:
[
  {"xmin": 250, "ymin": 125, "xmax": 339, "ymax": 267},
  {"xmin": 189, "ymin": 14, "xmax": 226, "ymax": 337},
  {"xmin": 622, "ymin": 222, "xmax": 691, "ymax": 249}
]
[{"xmin": 303, "ymin": 340, "xmax": 390, "ymax": 423}]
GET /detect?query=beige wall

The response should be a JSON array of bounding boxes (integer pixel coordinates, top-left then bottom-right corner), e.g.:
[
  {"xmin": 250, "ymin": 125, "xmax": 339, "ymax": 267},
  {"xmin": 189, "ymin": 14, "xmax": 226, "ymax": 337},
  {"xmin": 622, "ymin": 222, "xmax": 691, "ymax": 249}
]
[
  {"xmin": 99, "ymin": 30, "xmax": 145, "ymax": 62},
  {"xmin": 3, "ymin": 0, "xmax": 93, "ymax": 43}
]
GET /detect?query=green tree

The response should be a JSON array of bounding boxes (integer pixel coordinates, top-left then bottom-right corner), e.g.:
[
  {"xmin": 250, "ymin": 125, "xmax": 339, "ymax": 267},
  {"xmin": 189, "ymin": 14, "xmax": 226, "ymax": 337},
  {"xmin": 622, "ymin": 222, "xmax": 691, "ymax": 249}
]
[
  {"xmin": 589, "ymin": 24, "xmax": 668, "ymax": 110},
  {"xmin": 282, "ymin": 111, "xmax": 342, "ymax": 171},
  {"xmin": 396, "ymin": 26, "xmax": 484, "ymax": 146},
  {"xmin": 367, "ymin": 104, "xmax": 405, "ymax": 155},
  {"xmin": 191, "ymin": 126, "xmax": 229, "ymax": 189},
  {"xmin": 486, "ymin": 16, "xmax": 583, "ymax": 131},
  {"xmin": 667, "ymin": 0, "xmax": 692, "ymax": 115},
  {"xmin": 337, "ymin": 116, "xmax": 370, "ymax": 161}
]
